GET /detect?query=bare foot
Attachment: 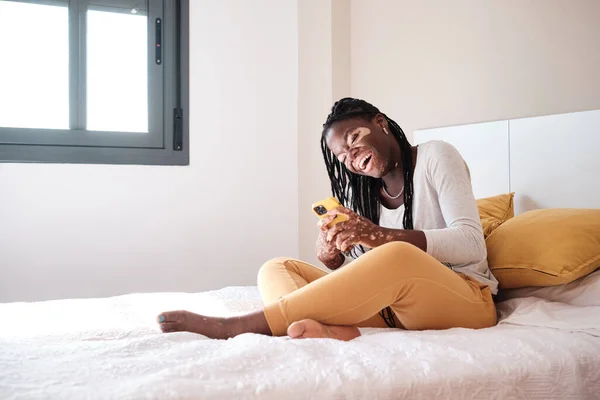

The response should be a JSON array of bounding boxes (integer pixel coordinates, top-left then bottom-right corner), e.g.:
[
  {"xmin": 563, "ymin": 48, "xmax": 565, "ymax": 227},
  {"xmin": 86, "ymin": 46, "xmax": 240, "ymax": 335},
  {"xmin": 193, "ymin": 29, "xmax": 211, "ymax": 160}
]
[
  {"xmin": 157, "ymin": 311, "xmax": 232, "ymax": 338},
  {"xmin": 157, "ymin": 310, "xmax": 271, "ymax": 339},
  {"xmin": 287, "ymin": 319, "xmax": 361, "ymax": 341}
]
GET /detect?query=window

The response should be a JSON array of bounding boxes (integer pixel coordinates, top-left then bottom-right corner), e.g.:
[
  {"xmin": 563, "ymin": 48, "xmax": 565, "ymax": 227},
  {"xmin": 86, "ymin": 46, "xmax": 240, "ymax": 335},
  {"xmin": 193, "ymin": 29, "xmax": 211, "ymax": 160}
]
[{"xmin": 0, "ymin": 0, "xmax": 189, "ymax": 165}]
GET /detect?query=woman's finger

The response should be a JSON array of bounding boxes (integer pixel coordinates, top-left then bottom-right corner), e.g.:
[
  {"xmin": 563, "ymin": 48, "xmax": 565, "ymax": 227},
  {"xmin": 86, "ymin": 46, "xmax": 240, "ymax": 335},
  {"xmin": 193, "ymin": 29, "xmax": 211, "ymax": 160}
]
[
  {"xmin": 340, "ymin": 236, "xmax": 358, "ymax": 253},
  {"xmin": 335, "ymin": 231, "xmax": 348, "ymax": 249},
  {"xmin": 326, "ymin": 221, "xmax": 347, "ymax": 242},
  {"xmin": 336, "ymin": 231, "xmax": 357, "ymax": 251},
  {"xmin": 327, "ymin": 206, "xmax": 353, "ymax": 217},
  {"xmin": 318, "ymin": 215, "xmax": 336, "ymax": 230}
]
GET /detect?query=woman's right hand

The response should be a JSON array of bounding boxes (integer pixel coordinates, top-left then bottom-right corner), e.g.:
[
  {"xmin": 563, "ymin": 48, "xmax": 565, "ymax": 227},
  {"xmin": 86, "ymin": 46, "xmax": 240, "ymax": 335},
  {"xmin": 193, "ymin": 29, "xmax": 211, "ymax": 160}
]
[{"xmin": 316, "ymin": 216, "xmax": 344, "ymax": 270}]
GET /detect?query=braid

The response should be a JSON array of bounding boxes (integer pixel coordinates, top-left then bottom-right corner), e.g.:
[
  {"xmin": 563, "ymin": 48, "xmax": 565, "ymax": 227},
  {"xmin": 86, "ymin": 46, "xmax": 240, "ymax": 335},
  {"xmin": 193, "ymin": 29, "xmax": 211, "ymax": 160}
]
[
  {"xmin": 387, "ymin": 117, "xmax": 414, "ymax": 230},
  {"xmin": 320, "ymin": 97, "xmax": 415, "ymax": 328}
]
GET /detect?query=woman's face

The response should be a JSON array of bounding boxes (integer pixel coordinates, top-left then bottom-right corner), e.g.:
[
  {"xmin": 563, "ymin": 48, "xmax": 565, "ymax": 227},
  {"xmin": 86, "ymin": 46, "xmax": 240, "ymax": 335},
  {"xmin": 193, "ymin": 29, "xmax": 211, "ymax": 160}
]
[{"xmin": 325, "ymin": 115, "xmax": 397, "ymax": 178}]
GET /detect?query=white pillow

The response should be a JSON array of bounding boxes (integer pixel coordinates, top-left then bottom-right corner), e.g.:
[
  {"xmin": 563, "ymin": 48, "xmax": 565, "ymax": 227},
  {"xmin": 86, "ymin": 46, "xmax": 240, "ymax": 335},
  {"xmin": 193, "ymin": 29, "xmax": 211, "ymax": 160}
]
[{"xmin": 499, "ymin": 269, "xmax": 600, "ymax": 307}]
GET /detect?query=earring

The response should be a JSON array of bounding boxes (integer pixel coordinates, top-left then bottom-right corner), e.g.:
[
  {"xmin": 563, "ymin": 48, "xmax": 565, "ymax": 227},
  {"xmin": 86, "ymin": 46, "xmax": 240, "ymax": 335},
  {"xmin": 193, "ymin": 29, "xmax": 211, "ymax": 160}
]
[{"xmin": 383, "ymin": 127, "xmax": 389, "ymax": 135}]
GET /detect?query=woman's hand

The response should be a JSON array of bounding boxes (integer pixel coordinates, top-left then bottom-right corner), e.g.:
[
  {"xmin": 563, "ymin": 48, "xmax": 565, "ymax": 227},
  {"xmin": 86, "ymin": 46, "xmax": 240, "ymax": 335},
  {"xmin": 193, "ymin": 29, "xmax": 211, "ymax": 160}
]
[
  {"xmin": 325, "ymin": 207, "xmax": 387, "ymax": 252},
  {"xmin": 316, "ymin": 216, "xmax": 344, "ymax": 269}
]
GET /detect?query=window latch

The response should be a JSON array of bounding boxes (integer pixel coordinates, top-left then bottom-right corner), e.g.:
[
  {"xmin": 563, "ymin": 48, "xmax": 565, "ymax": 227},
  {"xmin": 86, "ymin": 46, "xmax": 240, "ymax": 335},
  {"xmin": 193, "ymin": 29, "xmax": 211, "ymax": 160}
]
[
  {"xmin": 173, "ymin": 108, "xmax": 183, "ymax": 151},
  {"xmin": 155, "ymin": 18, "xmax": 162, "ymax": 65}
]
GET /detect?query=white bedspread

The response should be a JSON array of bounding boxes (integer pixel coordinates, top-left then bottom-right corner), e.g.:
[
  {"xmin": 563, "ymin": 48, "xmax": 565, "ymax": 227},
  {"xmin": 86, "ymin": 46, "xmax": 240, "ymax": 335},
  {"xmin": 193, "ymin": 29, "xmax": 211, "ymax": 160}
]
[{"xmin": 1, "ymin": 287, "xmax": 599, "ymax": 400}]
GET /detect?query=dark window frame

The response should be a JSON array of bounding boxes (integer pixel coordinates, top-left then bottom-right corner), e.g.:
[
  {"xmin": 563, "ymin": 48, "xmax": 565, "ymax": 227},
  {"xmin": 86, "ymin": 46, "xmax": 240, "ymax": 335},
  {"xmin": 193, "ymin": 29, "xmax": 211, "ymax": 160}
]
[{"xmin": 0, "ymin": 0, "xmax": 189, "ymax": 165}]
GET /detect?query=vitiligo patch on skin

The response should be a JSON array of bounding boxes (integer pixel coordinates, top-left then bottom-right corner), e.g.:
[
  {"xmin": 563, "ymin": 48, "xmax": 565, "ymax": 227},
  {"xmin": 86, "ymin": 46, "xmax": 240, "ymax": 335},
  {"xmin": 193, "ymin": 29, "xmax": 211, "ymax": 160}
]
[
  {"xmin": 348, "ymin": 127, "xmax": 371, "ymax": 146},
  {"xmin": 334, "ymin": 127, "xmax": 372, "ymax": 163},
  {"xmin": 316, "ymin": 230, "xmax": 342, "ymax": 268},
  {"xmin": 319, "ymin": 207, "xmax": 397, "ymax": 253},
  {"xmin": 372, "ymin": 154, "xmax": 387, "ymax": 177},
  {"xmin": 351, "ymin": 127, "xmax": 386, "ymax": 177}
]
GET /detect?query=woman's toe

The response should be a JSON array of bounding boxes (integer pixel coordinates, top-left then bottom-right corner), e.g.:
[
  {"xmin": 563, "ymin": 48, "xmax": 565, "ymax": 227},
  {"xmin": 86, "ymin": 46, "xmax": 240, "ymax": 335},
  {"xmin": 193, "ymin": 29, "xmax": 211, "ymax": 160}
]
[
  {"xmin": 159, "ymin": 322, "xmax": 178, "ymax": 332},
  {"xmin": 288, "ymin": 319, "xmax": 329, "ymax": 339},
  {"xmin": 287, "ymin": 321, "xmax": 307, "ymax": 338}
]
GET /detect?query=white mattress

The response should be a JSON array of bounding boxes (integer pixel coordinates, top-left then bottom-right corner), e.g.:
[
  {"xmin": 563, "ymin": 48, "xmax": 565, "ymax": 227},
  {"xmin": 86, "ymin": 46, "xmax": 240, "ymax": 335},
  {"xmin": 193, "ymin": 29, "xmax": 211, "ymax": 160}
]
[{"xmin": 1, "ymin": 287, "xmax": 599, "ymax": 400}]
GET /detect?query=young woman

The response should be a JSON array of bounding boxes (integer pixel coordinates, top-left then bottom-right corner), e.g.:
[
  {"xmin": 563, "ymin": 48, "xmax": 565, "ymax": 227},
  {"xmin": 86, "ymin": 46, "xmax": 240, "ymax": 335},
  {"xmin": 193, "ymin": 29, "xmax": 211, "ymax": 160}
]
[{"xmin": 157, "ymin": 98, "xmax": 498, "ymax": 340}]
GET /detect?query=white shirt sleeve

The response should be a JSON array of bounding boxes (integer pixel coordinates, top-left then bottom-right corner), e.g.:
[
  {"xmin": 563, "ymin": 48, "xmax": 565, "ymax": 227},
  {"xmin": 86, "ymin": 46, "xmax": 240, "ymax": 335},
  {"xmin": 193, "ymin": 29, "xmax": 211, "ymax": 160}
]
[{"xmin": 421, "ymin": 142, "xmax": 487, "ymax": 265}]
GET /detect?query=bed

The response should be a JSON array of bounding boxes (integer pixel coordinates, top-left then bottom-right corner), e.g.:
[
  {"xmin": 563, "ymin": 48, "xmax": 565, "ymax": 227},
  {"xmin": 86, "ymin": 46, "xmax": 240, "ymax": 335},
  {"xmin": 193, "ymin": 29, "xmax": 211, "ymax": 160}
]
[
  {"xmin": 2, "ymin": 109, "xmax": 600, "ymax": 399},
  {"xmin": 1, "ymin": 283, "xmax": 600, "ymax": 400}
]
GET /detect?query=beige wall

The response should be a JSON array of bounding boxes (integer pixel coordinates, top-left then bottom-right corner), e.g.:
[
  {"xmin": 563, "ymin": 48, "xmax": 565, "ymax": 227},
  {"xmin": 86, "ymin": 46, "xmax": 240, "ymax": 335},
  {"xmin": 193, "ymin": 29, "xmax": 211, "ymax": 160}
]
[
  {"xmin": 351, "ymin": 0, "xmax": 600, "ymax": 140},
  {"xmin": 0, "ymin": 0, "xmax": 299, "ymax": 302}
]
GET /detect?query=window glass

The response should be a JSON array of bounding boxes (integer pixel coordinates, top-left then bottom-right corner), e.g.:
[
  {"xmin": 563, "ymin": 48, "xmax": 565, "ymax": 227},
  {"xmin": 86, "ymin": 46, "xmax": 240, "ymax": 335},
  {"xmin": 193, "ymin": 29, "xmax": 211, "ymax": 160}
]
[
  {"xmin": 0, "ymin": 1, "xmax": 69, "ymax": 130},
  {"xmin": 86, "ymin": 2, "xmax": 148, "ymax": 132}
]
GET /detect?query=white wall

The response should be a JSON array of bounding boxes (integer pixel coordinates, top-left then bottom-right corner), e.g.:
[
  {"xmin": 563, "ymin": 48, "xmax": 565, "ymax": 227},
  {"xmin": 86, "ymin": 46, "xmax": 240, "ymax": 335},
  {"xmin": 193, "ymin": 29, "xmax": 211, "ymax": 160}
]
[
  {"xmin": 4, "ymin": 0, "xmax": 600, "ymax": 302},
  {"xmin": 299, "ymin": 0, "xmax": 600, "ymax": 262},
  {"xmin": 297, "ymin": 0, "xmax": 333, "ymax": 267},
  {"xmin": 297, "ymin": 0, "xmax": 351, "ymax": 265},
  {"xmin": 0, "ymin": 0, "xmax": 299, "ymax": 302},
  {"xmin": 351, "ymin": 0, "xmax": 600, "ymax": 140}
]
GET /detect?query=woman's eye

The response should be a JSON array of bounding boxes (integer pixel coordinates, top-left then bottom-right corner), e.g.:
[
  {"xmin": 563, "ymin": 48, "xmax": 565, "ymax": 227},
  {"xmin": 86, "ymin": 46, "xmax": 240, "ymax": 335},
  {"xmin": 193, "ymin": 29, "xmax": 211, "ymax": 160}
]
[{"xmin": 350, "ymin": 133, "xmax": 358, "ymax": 144}]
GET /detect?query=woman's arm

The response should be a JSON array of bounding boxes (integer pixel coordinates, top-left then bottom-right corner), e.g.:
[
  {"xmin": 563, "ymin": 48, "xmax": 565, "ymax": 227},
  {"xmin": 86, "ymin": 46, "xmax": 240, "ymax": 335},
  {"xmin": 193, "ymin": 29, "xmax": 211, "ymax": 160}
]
[
  {"xmin": 377, "ymin": 228, "xmax": 427, "ymax": 252},
  {"xmin": 316, "ymin": 230, "xmax": 345, "ymax": 269},
  {"xmin": 325, "ymin": 208, "xmax": 427, "ymax": 252},
  {"xmin": 419, "ymin": 141, "xmax": 486, "ymax": 265},
  {"xmin": 316, "ymin": 217, "xmax": 346, "ymax": 270}
]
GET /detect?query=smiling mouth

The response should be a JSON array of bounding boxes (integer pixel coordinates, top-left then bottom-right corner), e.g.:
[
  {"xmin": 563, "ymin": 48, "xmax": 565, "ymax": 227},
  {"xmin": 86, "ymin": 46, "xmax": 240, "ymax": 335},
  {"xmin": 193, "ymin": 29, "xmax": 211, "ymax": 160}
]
[{"xmin": 357, "ymin": 153, "xmax": 372, "ymax": 171}]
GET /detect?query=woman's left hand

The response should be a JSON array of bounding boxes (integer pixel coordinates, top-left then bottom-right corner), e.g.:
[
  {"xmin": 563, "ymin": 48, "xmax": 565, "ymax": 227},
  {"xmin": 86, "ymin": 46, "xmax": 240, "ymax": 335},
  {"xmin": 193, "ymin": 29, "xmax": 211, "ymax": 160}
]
[{"xmin": 326, "ymin": 207, "xmax": 387, "ymax": 252}]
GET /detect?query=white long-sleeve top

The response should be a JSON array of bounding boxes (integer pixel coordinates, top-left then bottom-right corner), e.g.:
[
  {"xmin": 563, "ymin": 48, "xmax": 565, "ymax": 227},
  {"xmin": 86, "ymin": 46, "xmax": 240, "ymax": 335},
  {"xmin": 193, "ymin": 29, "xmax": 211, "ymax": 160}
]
[{"xmin": 379, "ymin": 140, "xmax": 499, "ymax": 294}]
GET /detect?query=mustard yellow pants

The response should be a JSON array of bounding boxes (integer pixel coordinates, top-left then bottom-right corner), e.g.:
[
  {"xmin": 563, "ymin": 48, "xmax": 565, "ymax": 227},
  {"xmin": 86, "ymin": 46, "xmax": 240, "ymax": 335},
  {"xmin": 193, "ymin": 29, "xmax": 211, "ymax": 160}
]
[{"xmin": 258, "ymin": 242, "xmax": 497, "ymax": 336}]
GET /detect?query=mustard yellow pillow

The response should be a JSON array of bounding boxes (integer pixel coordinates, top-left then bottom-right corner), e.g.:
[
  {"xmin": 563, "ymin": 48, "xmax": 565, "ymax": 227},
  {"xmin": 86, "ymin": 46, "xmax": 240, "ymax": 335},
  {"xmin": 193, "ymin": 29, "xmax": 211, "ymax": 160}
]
[
  {"xmin": 487, "ymin": 209, "xmax": 600, "ymax": 289},
  {"xmin": 477, "ymin": 193, "xmax": 515, "ymax": 238}
]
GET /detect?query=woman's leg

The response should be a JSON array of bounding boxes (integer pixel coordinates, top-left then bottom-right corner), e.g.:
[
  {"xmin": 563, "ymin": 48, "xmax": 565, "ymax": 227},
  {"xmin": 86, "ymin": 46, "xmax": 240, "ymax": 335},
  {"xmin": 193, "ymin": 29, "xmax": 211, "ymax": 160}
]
[
  {"xmin": 157, "ymin": 257, "xmax": 387, "ymax": 339},
  {"xmin": 256, "ymin": 256, "xmax": 390, "ymax": 327},
  {"xmin": 261, "ymin": 242, "xmax": 496, "ymax": 336},
  {"xmin": 158, "ymin": 242, "xmax": 495, "ymax": 338},
  {"xmin": 256, "ymin": 257, "xmax": 389, "ymax": 339},
  {"xmin": 256, "ymin": 257, "xmax": 328, "ymax": 304}
]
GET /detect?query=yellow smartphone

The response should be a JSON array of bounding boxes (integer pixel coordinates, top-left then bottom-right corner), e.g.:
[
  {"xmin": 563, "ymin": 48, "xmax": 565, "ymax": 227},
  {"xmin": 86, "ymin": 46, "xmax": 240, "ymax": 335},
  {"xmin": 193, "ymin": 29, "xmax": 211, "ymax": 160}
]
[{"xmin": 312, "ymin": 197, "xmax": 349, "ymax": 228}]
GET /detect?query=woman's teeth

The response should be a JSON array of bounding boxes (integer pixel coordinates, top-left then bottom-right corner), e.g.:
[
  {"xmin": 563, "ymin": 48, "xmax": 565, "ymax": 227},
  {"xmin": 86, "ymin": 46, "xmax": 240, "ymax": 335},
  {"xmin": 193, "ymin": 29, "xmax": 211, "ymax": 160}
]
[{"xmin": 359, "ymin": 154, "xmax": 371, "ymax": 170}]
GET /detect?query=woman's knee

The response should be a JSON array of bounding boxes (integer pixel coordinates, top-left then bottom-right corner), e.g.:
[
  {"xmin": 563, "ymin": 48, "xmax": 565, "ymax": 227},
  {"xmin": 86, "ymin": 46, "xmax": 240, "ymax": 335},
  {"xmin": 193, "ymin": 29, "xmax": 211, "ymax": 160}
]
[
  {"xmin": 257, "ymin": 257, "xmax": 294, "ymax": 287},
  {"xmin": 374, "ymin": 241, "xmax": 421, "ymax": 258},
  {"xmin": 363, "ymin": 242, "xmax": 424, "ymax": 275}
]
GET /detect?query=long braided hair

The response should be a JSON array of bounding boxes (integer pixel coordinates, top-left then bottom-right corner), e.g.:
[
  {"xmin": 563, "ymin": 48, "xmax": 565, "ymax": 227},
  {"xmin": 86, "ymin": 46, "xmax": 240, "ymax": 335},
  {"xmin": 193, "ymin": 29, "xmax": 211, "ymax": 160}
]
[{"xmin": 320, "ymin": 98, "xmax": 414, "ymax": 328}]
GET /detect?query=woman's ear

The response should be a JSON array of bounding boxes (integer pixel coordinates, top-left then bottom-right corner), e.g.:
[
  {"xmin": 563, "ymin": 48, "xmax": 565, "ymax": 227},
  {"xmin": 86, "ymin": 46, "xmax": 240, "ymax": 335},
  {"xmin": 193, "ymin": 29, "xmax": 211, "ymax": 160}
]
[{"xmin": 374, "ymin": 114, "xmax": 389, "ymax": 133}]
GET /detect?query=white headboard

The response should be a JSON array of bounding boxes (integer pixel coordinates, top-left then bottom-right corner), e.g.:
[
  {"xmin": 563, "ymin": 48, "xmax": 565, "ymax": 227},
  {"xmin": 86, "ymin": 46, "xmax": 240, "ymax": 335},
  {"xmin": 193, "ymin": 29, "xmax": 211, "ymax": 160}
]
[{"xmin": 414, "ymin": 110, "xmax": 600, "ymax": 215}]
